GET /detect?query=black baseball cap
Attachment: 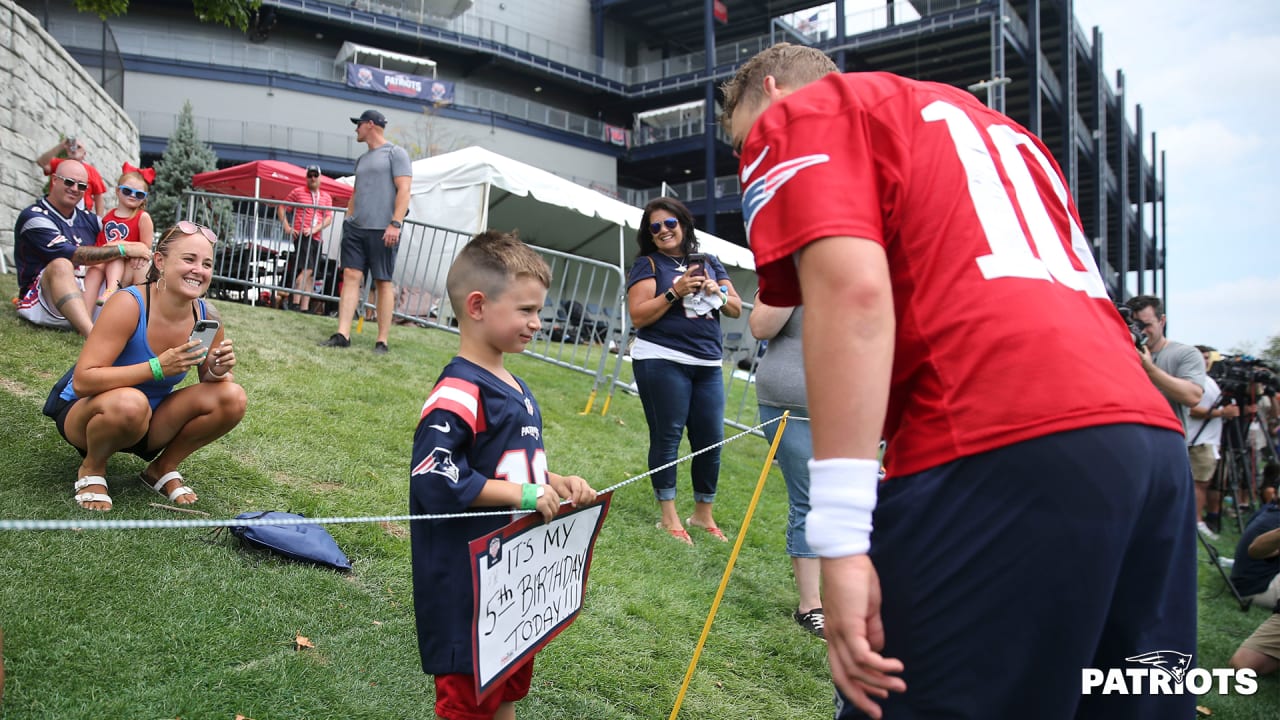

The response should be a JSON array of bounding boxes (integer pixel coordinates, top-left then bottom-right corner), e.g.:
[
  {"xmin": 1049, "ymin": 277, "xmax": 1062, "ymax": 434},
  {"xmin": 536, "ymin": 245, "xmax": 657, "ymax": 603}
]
[
  {"xmin": 305, "ymin": 164, "xmax": 321, "ymax": 175},
  {"xmin": 351, "ymin": 109, "xmax": 388, "ymax": 127}
]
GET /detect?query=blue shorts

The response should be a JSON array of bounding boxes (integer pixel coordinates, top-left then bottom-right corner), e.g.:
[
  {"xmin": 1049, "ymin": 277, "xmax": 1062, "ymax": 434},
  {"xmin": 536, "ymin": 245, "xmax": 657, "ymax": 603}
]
[{"xmin": 836, "ymin": 423, "xmax": 1196, "ymax": 720}]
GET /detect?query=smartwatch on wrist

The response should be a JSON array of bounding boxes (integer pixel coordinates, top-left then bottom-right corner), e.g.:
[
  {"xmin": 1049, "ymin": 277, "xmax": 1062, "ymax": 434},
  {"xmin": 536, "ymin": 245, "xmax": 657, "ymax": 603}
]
[
  {"xmin": 664, "ymin": 289, "xmax": 679, "ymax": 304},
  {"xmin": 389, "ymin": 220, "xmax": 402, "ymax": 228}
]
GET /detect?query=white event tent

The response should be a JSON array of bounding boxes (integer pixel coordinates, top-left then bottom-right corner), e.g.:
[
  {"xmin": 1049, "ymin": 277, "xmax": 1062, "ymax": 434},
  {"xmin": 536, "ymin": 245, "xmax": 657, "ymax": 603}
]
[{"xmin": 335, "ymin": 146, "xmax": 757, "ymax": 300}]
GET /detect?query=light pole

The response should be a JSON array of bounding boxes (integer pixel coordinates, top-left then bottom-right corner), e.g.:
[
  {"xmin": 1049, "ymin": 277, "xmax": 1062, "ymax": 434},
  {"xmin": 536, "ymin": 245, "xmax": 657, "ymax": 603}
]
[{"xmin": 967, "ymin": 76, "xmax": 1012, "ymax": 109}]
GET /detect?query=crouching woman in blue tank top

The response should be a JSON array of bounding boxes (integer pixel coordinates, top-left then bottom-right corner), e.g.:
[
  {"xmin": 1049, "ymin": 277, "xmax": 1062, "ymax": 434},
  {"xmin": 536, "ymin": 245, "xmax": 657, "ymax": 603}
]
[{"xmin": 51, "ymin": 221, "xmax": 248, "ymax": 511}]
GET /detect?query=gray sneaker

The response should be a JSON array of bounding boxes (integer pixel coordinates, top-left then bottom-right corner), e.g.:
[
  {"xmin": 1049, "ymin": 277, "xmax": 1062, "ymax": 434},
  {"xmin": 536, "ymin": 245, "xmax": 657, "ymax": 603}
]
[
  {"xmin": 794, "ymin": 608, "xmax": 825, "ymax": 640},
  {"xmin": 373, "ymin": 341, "xmax": 389, "ymax": 355},
  {"xmin": 319, "ymin": 333, "xmax": 350, "ymax": 348}
]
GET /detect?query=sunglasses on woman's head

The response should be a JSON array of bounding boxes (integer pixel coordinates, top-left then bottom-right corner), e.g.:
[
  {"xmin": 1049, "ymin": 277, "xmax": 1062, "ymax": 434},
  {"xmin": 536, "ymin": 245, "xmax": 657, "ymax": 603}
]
[
  {"xmin": 649, "ymin": 217, "xmax": 679, "ymax": 234},
  {"xmin": 176, "ymin": 220, "xmax": 218, "ymax": 244},
  {"xmin": 118, "ymin": 186, "xmax": 148, "ymax": 200},
  {"xmin": 53, "ymin": 174, "xmax": 88, "ymax": 192}
]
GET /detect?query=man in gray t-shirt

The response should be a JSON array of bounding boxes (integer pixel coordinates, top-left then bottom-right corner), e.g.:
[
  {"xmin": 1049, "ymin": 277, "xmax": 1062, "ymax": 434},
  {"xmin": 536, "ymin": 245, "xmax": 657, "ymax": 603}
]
[
  {"xmin": 320, "ymin": 108, "xmax": 412, "ymax": 354},
  {"xmin": 1128, "ymin": 295, "xmax": 1205, "ymax": 432}
]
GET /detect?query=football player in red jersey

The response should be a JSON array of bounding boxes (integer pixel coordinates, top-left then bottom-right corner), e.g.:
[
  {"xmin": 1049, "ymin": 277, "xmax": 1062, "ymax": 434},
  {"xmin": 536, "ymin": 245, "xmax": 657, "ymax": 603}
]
[{"xmin": 723, "ymin": 43, "xmax": 1194, "ymax": 720}]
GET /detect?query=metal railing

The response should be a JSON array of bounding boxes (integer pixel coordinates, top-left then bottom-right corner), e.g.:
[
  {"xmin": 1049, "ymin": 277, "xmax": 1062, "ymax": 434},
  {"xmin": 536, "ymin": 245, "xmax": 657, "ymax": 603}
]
[
  {"xmin": 43, "ymin": 14, "xmax": 610, "ymax": 147},
  {"xmin": 182, "ymin": 189, "xmax": 630, "ymax": 404},
  {"xmin": 180, "ymin": 188, "xmax": 769, "ymax": 426},
  {"xmin": 620, "ymin": 175, "xmax": 742, "ymax": 209}
]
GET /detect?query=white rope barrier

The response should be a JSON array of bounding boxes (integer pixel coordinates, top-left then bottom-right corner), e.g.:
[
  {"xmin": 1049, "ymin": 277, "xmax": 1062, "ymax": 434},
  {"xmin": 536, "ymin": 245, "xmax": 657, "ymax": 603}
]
[{"xmin": 0, "ymin": 416, "xmax": 791, "ymax": 532}]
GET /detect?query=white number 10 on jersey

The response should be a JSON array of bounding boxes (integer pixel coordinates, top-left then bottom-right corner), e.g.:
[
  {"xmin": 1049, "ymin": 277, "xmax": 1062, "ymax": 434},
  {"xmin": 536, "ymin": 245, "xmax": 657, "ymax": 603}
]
[{"xmin": 923, "ymin": 100, "xmax": 1109, "ymax": 299}]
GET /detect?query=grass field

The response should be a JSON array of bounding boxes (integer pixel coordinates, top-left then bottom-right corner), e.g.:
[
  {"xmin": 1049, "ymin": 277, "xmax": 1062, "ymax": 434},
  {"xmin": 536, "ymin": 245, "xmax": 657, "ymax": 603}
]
[{"xmin": 0, "ymin": 272, "xmax": 1276, "ymax": 719}]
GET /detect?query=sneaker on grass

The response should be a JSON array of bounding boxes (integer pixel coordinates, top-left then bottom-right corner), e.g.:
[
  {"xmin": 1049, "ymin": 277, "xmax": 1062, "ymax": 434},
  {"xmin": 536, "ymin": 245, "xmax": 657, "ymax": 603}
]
[
  {"xmin": 794, "ymin": 608, "xmax": 825, "ymax": 640},
  {"xmin": 373, "ymin": 341, "xmax": 389, "ymax": 355},
  {"xmin": 319, "ymin": 333, "xmax": 350, "ymax": 348},
  {"xmin": 1196, "ymin": 521, "xmax": 1220, "ymax": 541}
]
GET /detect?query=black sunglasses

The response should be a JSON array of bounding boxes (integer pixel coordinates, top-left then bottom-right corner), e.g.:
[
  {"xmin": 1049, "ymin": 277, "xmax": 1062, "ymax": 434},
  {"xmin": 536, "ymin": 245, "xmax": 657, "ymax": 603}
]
[
  {"xmin": 118, "ymin": 185, "xmax": 148, "ymax": 200},
  {"xmin": 176, "ymin": 220, "xmax": 219, "ymax": 244},
  {"xmin": 54, "ymin": 174, "xmax": 89, "ymax": 192},
  {"xmin": 649, "ymin": 217, "xmax": 679, "ymax": 234}
]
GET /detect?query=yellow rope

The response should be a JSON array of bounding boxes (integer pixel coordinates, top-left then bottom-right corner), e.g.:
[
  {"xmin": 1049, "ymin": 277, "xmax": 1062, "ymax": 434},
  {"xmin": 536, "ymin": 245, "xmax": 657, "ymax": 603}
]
[{"xmin": 668, "ymin": 410, "xmax": 788, "ymax": 719}]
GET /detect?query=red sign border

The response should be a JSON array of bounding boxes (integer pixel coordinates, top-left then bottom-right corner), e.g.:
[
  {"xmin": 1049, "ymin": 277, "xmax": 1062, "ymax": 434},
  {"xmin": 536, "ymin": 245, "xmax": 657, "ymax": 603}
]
[{"xmin": 468, "ymin": 492, "xmax": 613, "ymax": 702}]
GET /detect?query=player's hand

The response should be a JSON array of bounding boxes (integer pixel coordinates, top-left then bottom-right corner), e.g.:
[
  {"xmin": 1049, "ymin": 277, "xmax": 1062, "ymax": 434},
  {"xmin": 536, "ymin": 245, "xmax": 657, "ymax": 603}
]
[
  {"xmin": 822, "ymin": 554, "xmax": 906, "ymax": 719},
  {"xmin": 534, "ymin": 484, "xmax": 562, "ymax": 522},
  {"xmin": 551, "ymin": 475, "xmax": 597, "ymax": 507},
  {"xmin": 384, "ymin": 224, "xmax": 401, "ymax": 247}
]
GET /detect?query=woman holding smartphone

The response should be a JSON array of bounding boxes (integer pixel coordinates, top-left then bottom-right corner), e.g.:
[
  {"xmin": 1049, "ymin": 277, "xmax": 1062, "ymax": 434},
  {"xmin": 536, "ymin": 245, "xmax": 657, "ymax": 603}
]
[
  {"xmin": 626, "ymin": 197, "xmax": 742, "ymax": 544},
  {"xmin": 49, "ymin": 221, "xmax": 248, "ymax": 511}
]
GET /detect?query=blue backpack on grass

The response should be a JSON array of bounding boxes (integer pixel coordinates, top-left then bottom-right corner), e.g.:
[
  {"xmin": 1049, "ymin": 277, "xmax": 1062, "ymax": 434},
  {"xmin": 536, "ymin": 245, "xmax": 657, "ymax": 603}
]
[{"xmin": 230, "ymin": 511, "xmax": 352, "ymax": 572}]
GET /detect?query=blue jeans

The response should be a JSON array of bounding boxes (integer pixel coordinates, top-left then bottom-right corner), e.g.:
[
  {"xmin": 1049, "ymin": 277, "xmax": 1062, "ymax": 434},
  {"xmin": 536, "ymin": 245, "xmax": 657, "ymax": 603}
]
[
  {"xmin": 633, "ymin": 358, "xmax": 724, "ymax": 503},
  {"xmin": 759, "ymin": 404, "xmax": 815, "ymax": 558}
]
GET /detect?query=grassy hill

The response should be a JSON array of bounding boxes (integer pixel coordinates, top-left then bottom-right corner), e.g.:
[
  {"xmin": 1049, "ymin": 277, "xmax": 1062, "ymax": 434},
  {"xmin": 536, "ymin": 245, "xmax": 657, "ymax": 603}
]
[{"xmin": 0, "ymin": 273, "xmax": 1274, "ymax": 718}]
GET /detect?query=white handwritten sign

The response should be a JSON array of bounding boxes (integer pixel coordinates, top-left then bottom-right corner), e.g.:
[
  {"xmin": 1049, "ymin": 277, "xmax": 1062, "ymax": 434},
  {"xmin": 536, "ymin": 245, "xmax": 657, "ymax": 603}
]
[{"xmin": 469, "ymin": 493, "xmax": 612, "ymax": 701}]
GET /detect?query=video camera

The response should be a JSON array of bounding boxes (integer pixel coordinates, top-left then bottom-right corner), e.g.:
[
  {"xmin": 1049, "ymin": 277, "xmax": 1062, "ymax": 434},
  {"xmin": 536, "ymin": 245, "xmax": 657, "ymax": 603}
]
[
  {"xmin": 1113, "ymin": 303, "xmax": 1147, "ymax": 351},
  {"xmin": 1209, "ymin": 354, "xmax": 1280, "ymax": 401}
]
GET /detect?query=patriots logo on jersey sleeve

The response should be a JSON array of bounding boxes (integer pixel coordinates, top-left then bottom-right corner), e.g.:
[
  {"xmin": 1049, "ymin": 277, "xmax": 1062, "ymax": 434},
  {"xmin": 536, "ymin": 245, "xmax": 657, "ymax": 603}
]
[
  {"xmin": 411, "ymin": 446, "xmax": 461, "ymax": 483},
  {"xmin": 103, "ymin": 220, "xmax": 130, "ymax": 243},
  {"xmin": 741, "ymin": 153, "xmax": 831, "ymax": 240},
  {"xmin": 420, "ymin": 377, "xmax": 485, "ymax": 433}
]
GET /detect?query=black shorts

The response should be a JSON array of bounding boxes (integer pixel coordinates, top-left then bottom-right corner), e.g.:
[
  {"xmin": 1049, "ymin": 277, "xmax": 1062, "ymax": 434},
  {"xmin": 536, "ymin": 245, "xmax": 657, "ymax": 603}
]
[
  {"xmin": 286, "ymin": 234, "xmax": 326, "ymax": 279},
  {"xmin": 835, "ymin": 423, "xmax": 1196, "ymax": 720},
  {"xmin": 53, "ymin": 397, "xmax": 159, "ymax": 461},
  {"xmin": 340, "ymin": 223, "xmax": 398, "ymax": 282}
]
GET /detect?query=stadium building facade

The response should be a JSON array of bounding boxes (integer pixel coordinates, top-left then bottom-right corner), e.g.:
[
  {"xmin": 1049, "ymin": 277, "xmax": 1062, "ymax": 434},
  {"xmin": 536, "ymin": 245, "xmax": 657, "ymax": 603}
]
[{"xmin": 23, "ymin": 0, "xmax": 1164, "ymax": 298}]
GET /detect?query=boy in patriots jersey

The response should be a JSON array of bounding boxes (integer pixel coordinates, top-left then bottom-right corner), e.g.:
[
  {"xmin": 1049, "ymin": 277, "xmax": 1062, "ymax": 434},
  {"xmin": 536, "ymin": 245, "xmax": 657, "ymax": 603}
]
[
  {"xmin": 723, "ymin": 44, "xmax": 1193, "ymax": 720},
  {"xmin": 410, "ymin": 230, "xmax": 597, "ymax": 720}
]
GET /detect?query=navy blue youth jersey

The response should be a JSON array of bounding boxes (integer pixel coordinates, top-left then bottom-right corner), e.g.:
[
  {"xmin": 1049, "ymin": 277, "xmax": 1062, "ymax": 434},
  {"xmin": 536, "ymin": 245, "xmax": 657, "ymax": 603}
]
[
  {"xmin": 409, "ymin": 356, "xmax": 548, "ymax": 675},
  {"xmin": 14, "ymin": 198, "xmax": 103, "ymax": 294}
]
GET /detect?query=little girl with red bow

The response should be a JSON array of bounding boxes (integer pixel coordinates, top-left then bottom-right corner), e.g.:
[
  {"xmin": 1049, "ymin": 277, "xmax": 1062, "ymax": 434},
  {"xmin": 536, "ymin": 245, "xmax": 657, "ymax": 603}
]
[{"xmin": 84, "ymin": 162, "xmax": 156, "ymax": 309}]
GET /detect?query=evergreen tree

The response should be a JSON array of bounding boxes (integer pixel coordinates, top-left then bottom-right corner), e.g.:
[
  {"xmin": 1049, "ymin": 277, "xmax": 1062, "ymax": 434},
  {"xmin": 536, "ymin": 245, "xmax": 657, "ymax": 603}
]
[{"xmin": 149, "ymin": 100, "xmax": 218, "ymax": 228}]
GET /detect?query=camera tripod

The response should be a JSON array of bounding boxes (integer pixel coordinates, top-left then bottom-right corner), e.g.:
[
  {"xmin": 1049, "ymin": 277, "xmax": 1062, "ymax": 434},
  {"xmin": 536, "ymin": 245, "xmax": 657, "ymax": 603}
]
[{"xmin": 1195, "ymin": 529, "xmax": 1251, "ymax": 611}]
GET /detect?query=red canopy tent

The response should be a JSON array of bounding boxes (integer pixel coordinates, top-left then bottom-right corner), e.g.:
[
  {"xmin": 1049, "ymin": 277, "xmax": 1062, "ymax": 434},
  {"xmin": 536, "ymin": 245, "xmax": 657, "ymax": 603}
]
[{"xmin": 190, "ymin": 160, "xmax": 353, "ymax": 203}]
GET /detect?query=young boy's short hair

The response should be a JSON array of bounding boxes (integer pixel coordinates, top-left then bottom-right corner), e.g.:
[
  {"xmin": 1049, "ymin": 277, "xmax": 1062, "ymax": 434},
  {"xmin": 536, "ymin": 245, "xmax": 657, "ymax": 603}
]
[{"xmin": 446, "ymin": 230, "xmax": 551, "ymax": 310}]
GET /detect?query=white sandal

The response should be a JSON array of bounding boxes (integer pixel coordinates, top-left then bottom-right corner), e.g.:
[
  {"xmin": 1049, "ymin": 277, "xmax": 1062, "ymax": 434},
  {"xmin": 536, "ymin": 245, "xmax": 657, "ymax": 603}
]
[
  {"xmin": 73, "ymin": 475, "xmax": 112, "ymax": 511},
  {"xmin": 140, "ymin": 470, "xmax": 197, "ymax": 504}
]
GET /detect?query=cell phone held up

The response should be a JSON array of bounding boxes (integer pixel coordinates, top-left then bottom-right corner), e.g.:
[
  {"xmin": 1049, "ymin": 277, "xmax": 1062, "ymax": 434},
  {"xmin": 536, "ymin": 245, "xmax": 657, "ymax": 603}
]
[
  {"xmin": 189, "ymin": 319, "xmax": 221, "ymax": 355},
  {"xmin": 687, "ymin": 252, "xmax": 706, "ymax": 277}
]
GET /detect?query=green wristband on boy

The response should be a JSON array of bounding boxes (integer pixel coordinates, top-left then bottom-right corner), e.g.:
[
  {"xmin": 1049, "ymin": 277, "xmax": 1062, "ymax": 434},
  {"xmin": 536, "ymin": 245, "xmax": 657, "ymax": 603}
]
[{"xmin": 520, "ymin": 483, "xmax": 543, "ymax": 510}]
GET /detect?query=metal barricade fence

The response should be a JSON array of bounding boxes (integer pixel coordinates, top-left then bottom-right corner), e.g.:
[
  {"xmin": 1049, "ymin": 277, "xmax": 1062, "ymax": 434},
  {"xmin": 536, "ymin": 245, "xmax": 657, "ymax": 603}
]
[
  {"xmin": 181, "ymin": 190, "xmax": 630, "ymax": 409},
  {"xmin": 180, "ymin": 190, "xmax": 765, "ymax": 429}
]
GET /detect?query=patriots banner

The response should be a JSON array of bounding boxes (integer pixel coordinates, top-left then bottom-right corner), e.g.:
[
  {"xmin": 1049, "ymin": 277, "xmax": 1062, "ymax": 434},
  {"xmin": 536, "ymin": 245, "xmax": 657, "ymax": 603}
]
[{"xmin": 346, "ymin": 62, "xmax": 455, "ymax": 105}]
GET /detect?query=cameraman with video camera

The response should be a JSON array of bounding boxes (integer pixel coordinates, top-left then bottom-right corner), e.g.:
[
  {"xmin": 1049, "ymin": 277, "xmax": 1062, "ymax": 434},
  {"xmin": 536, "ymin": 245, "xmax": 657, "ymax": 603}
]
[{"xmin": 1190, "ymin": 347, "xmax": 1240, "ymax": 537}]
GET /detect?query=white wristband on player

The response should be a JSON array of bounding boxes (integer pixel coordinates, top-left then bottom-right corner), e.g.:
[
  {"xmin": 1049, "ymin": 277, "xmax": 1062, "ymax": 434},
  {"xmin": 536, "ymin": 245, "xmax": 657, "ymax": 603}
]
[{"xmin": 805, "ymin": 458, "xmax": 881, "ymax": 557}]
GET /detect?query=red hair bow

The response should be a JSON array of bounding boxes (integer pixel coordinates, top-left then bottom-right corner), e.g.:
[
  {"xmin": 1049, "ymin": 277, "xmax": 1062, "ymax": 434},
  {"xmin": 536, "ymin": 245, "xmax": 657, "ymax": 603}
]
[{"xmin": 123, "ymin": 162, "xmax": 156, "ymax": 185}]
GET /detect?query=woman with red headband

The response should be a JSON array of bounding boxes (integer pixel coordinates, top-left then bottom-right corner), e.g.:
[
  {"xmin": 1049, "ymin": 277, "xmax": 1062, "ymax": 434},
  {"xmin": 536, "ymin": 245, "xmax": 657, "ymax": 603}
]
[{"xmin": 83, "ymin": 162, "xmax": 155, "ymax": 310}]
